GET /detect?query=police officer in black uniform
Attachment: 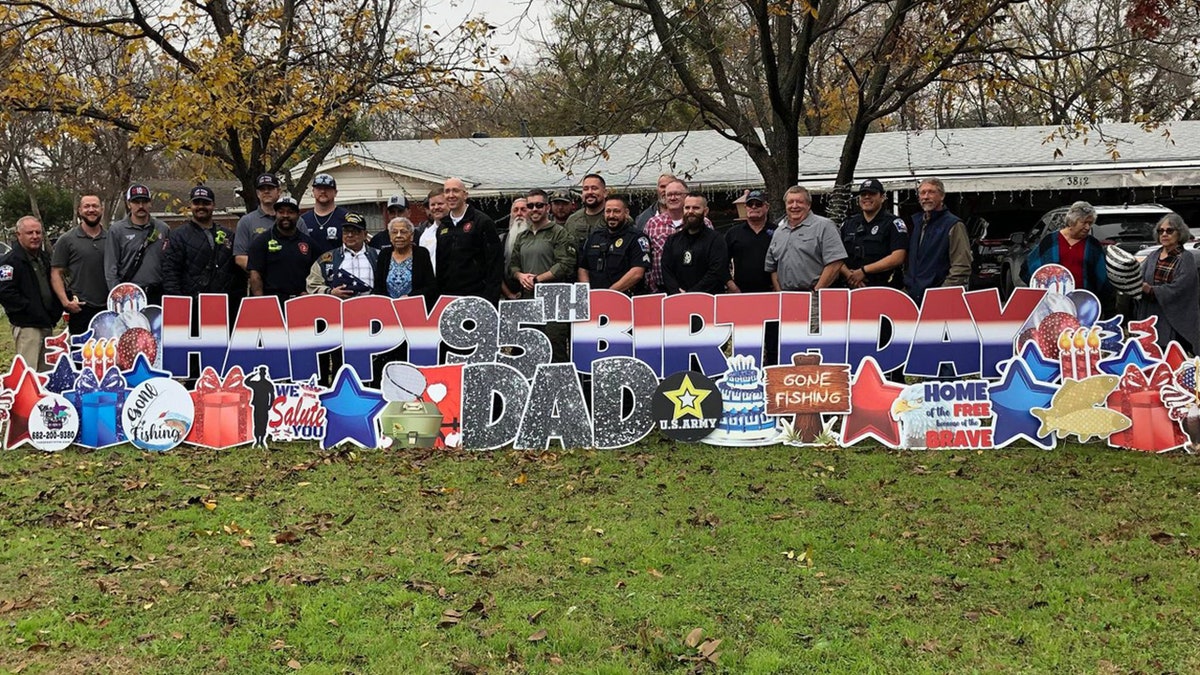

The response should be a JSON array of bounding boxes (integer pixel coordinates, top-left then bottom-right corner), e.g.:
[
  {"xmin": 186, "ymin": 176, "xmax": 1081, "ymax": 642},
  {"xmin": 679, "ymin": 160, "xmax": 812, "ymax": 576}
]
[
  {"xmin": 578, "ymin": 196, "xmax": 650, "ymax": 294},
  {"xmin": 247, "ymin": 196, "xmax": 318, "ymax": 301},
  {"xmin": 839, "ymin": 178, "xmax": 909, "ymax": 289}
]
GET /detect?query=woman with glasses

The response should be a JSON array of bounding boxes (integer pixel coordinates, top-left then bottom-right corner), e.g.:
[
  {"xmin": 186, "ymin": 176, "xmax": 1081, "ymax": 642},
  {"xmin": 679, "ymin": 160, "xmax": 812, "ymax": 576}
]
[
  {"xmin": 1140, "ymin": 213, "xmax": 1199, "ymax": 353},
  {"xmin": 373, "ymin": 217, "xmax": 436, "ymax": 302}
]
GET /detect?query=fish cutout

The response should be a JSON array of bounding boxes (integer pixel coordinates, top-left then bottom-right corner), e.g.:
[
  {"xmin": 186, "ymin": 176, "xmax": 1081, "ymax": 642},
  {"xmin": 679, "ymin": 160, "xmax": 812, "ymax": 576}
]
[{"xmin": 1031, "ymin": 375, "xmax": 1130, "ymax": 442}]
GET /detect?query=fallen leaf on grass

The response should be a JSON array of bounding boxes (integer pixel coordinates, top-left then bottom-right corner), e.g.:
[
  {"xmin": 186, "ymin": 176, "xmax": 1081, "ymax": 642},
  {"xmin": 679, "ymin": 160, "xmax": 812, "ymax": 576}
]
[
  {"xmin": 1149, "ymin": 532, "xmax": 1175, "ymax": 545},
  {"xmin": 647, "ymin": 568, "xmax": 664, "ymax": 578},
  {"xmin": 684, "ymin": 627, "xmax": 703, "ymax": 648},
  {"xmin": 513, "ymin": 472, "xmax": 528, "ymax": 485},
  {"xmin": 528, "ymin": 608, "xmax": 546, "ymax": 623},
  {"xmin": 439, "ymin": 609, "xmax": 463, "ymax": 627},
  {"xmin": 273, "ymin": 531, "xmax": 300, "ymax": 545},
  {"xmin": 452, "ymin": 662, "xmax": 484, "ymax": 675},
  {"xmin": 528, "ymin": 629, "xmax": 547, "ymax": 642},
  {"xmin": 0, "ymin": 598, "xmax": 34, "ymax": 614},
  {"xmin": 238, "ymin": 539, "xmax": 254, "ymax": 548},
  {"xmin": 287, "ymin": 659, "xmax": 302, "ymax": 670},
  {"xmin": 202, "ymin": 499, "xmax": 217, "ymax": 511}
]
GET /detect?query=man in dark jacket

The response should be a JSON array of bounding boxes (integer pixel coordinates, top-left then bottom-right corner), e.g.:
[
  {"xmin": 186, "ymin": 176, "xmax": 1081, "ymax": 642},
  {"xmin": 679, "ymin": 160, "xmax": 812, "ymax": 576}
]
[
  {"xmin": 0, "ymin": 216, "xmax": 63, "ymax": 370},
  {"xmin": 436, "ymin": 177, "xmax": 503, "ymax": 303},
  {"xmin": 904, "ymin": 177, "xmax": 972, "ymax": 303},
  {"xmin": 662, "ymin": 194, "xmax": 728, "ymax": 294},
  {"xmin": 161, "ymin": 186, "xmax": 239, "ymax": 310}
]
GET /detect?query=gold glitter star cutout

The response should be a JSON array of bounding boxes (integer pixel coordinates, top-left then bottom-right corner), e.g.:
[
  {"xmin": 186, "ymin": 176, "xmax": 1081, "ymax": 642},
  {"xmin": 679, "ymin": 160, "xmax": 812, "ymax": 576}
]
[{"xmin": 663, "ymin": 374, "xmax": 709, "ymax": 419}]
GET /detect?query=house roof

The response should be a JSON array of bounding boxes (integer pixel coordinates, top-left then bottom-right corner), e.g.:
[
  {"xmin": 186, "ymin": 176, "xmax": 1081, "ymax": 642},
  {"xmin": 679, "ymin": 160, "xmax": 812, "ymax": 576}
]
[{"xmin": 291, "ymin": 122, "xmax": 1200, "ymax": 199}]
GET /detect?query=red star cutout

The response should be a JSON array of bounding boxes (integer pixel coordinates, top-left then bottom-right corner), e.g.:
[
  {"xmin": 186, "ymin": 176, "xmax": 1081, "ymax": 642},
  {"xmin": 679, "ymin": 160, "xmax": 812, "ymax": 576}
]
[
  {"xmin": 1163, "ymin": 341, "xmax": 1188, "ymax": 371},
  {"xmin": 44, "ymin": 330, "xmax": 71, "ymax": 366},
  {"xmin": 840, "ymin": 357, "xmax": 906, "ymax": 447},
  {"xmin": 1128, "ymin": 317, "xmax": 1162, "ymax": 359},
  {"xmin": 5, "ymin": 370, "xmax": 45, "ymax": 449},
  {"xmin": 1, "ymin": 356, "xmax": 31, "ymax": 391}
]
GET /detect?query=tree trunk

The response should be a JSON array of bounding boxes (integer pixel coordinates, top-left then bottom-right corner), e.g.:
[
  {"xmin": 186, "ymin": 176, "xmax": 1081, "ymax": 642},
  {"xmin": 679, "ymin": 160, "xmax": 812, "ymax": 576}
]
[{"xmin": 14, "ymin": 157, "xmax": 42, "ymax": 222}]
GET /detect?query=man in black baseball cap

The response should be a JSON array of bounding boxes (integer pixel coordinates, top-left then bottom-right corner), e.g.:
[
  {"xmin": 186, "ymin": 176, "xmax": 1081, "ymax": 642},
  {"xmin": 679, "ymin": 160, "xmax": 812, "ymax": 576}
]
[
  {"xmin": 839, "ymin": 178, "xmax": 908, "ymax": 378},
  {"xmin": 246, "ymin": 195, "xmax": 318, "ymax": 301},
  {"xmin": 104, "ymin": 182, "xmax": 169, "ymax": 303},
  {"xmin": 302, "ymin": 173, "xmax": 348, "ymax": 255},
  {"xmin": 839, "ymin": 178, "xmax": 907, "ymax": 290},
  {"xmin": 308, "ymin": 212, "xmax": 376, "ymax": 298},
  {"xmin": 235, "ymin": 173, "xmax": 289, "ymax": 271},
  {"xmin": 725, "ymin": 189, "xmax": 774, "ymax": 294},
  {"xmin": 162, "ymin": 185, "xmax": 239, "ymax": 316}
]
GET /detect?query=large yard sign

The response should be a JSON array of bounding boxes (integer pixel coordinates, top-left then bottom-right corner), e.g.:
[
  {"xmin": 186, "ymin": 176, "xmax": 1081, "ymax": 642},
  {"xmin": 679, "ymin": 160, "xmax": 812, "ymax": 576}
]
[{"xmin": 8, "ymin": 265, "xmax": 1199, "ymax": 454}]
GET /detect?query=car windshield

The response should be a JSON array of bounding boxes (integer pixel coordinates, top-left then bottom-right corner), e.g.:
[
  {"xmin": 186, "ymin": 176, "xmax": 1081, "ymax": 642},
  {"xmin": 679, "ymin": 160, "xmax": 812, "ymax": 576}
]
[{"xmin": 1092, "ymin": 215, "xmax": 1159, "ymax": 243}]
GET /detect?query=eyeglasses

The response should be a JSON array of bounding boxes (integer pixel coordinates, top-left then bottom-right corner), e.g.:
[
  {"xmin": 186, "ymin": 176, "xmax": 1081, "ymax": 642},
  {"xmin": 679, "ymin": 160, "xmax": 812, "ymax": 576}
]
[
  {"xmin": 526, "ymin": 202, "xmax": 547, "ymax": 208},
  {"xmin": 1159, "ymin": 228, "xmax": 1177, "ymax": 234}
]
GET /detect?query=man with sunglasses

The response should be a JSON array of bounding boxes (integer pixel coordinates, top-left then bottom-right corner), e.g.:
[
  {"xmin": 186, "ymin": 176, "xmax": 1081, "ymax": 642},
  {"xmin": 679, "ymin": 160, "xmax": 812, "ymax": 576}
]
[
  {"xmin": 510, "ymin": 188, "xmax": 577, "ymax": 361},
  {"xmin": 161, "ymin": 186, "xmax": 239, "ymax": 307}
]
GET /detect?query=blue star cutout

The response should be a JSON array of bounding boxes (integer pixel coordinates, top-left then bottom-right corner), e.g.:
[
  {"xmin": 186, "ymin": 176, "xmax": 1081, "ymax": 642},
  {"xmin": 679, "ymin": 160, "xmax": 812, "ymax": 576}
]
[
  {"xmin": 45, "ymin": 355, "xmax": 80, "ymax": 395},
  {"xmin": 1098, "ymin": 339, "xmax": 1157, "ymax": 376},
  {"xmin": 990, "ymin": 357, "xmax": 1058, "ymax": 449},
  {"xmin": 318, "ymin": 365, "xmax": 386, "ymax": 449},
  {"xmin": 1018, "ymin": 340, "xmax": 1059, "ymax": 383},
  {"xmin": 123, "ymin": 353, "xmax": 172, "ymax": 387}
]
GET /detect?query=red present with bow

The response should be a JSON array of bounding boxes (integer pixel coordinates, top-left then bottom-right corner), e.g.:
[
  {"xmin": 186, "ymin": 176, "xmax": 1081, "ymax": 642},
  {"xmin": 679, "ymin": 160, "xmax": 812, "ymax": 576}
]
[
  {"xmin": 186, "ymin": 366, "xmax": 253, "ymax": 448},
  {"xmin": 1105, "ymin": 363, "xmax": 1186, "ymax": 452}
]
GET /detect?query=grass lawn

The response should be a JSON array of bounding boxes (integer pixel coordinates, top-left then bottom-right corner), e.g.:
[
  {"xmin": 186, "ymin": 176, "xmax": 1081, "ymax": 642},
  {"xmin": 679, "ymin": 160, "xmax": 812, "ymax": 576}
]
[{"xmin": 2, "ymin": 440, "xmax": 1199, "ymax": 674}]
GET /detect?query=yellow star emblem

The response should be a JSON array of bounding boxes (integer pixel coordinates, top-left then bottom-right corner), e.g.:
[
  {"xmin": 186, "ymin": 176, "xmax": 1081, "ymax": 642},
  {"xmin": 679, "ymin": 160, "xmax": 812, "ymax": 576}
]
[{"xmin": 663, "ymin": 374, "xmax": 710, "ymax": 420}]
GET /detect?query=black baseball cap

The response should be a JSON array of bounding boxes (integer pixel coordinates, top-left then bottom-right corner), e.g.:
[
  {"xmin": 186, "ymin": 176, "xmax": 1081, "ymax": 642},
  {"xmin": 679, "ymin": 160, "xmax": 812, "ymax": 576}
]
[
  {"xmin": 126, "ymin": 184, "xmax": 151, "ymax": 202},
  {"xmin": 190, "ymin": 186, "xmax": 215, "ymax": 203},
  {"xmin": 745, "ymin": 190, "xmax": 767, "ymax": 204},
  {"xmin": 858, "ymin": 178, "xmax": 885, "ymax": 195},
  {"xmin": 550, "ymin": 190, "xmax": 573, "ymax": 203},
  {"xmin": 256, "ymin": 173, "xmax": 281, "ymax": 189},
  {"xmin": 274, "ymin": 195, "xmax": 300, "ymax": 210},
  {"xmin": 343, "ymin": 212, "xmax": 367, "ymax": 231},
  {"xmin": 312, "ymin": 173, "xmax": 337, "ymax": 189}
]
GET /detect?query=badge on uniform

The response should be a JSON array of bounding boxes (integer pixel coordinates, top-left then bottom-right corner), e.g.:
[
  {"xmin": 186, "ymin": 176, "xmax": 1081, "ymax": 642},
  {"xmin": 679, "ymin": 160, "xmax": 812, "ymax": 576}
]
[
  {"xmin": 0, "ymin": 265, "xmax": 11, "ymax": 282},
  {"xmin": 683, "ymin": 250, "xmax": 693, "ymax": 265},
  {"xmin": 615, "ymin": 238, "xmax": 623, "ymax": 248},
  {"xmin": 464, "ymin": 223, "xmax": 473, "ymax": 233},
  {"xmin": 326, "ymin": 226, "xmax": 338, "ymax": 240},
  {"xmin": 894, "ymin": 218, "xmax": 908, "ymax": 233},
  {"xmin": 871, "ymin": 226, "xmax": 879, "ymax": 235},
  {"xmin": 638, "ymin": 237, "xmax": 650, "ymax": 252},
  {"xmin": 298, "ymin": 243, "xmax": 310, "ymax": 255}
]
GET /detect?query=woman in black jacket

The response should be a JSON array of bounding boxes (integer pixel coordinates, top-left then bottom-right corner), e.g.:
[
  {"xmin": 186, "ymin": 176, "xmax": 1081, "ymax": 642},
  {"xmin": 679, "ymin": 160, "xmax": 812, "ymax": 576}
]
[{"xmin": 372, "ymin": 218, "xmax": 436, "ymax": 302}]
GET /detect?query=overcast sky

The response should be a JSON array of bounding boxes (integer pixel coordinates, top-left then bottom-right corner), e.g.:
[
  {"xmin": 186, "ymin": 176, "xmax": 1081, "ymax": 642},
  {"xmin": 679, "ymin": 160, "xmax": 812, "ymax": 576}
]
[{"xmin": 419, "ymin": 0, "xmax": 552, "ymax": 64}]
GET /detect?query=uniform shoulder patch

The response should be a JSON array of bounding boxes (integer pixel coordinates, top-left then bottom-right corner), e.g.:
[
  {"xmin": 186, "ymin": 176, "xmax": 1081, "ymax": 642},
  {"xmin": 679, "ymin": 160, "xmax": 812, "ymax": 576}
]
[
  {"xmin": 319, "ymin": 251, "xmax": 334, "ymax": 263},
  {"xmin": 637, "ymin": 236, "xmax": 650, "ymax": 252},
  {"xmin": 0, "ymin": 265, "xmax": 11, "ymax": 282},
  {"xmin": 893, "ymin": 218, "xmax": 908, "ymax": 233}
]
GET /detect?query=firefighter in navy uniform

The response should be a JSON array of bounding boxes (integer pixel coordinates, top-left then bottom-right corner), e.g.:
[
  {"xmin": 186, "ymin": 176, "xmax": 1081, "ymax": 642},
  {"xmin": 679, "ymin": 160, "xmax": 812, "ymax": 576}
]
[
  {"xmin": 839, "ymin": 179, "xmax": 908, "ymax": 290},
  {"xmin": 578, "ymin": 196, "xmax": 650, "ymax": 294}
]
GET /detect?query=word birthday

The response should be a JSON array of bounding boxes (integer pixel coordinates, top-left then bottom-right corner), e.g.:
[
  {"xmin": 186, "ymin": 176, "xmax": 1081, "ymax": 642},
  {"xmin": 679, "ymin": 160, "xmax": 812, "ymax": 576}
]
[{"xmin": 7, "ymin": 274, "xmax": 1198, "ymax": 455}]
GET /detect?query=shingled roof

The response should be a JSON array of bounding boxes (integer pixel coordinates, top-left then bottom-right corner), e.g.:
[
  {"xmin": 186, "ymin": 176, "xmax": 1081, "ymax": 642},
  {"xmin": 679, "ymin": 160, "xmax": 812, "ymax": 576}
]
[{"xmin": 291, "ymin": 122, "xmax": 1200, "ymax": 199}]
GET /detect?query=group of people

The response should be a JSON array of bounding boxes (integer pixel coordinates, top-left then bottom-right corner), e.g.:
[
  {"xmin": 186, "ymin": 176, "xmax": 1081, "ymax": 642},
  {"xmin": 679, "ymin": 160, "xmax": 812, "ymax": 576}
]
[
  {"xmin": 3, "ymin": 168, "xmax": 1190, "ymax": 374},
  {"xmin": 1021, "ymin": 200, "xmax": 1199, "ymax": 354}
]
